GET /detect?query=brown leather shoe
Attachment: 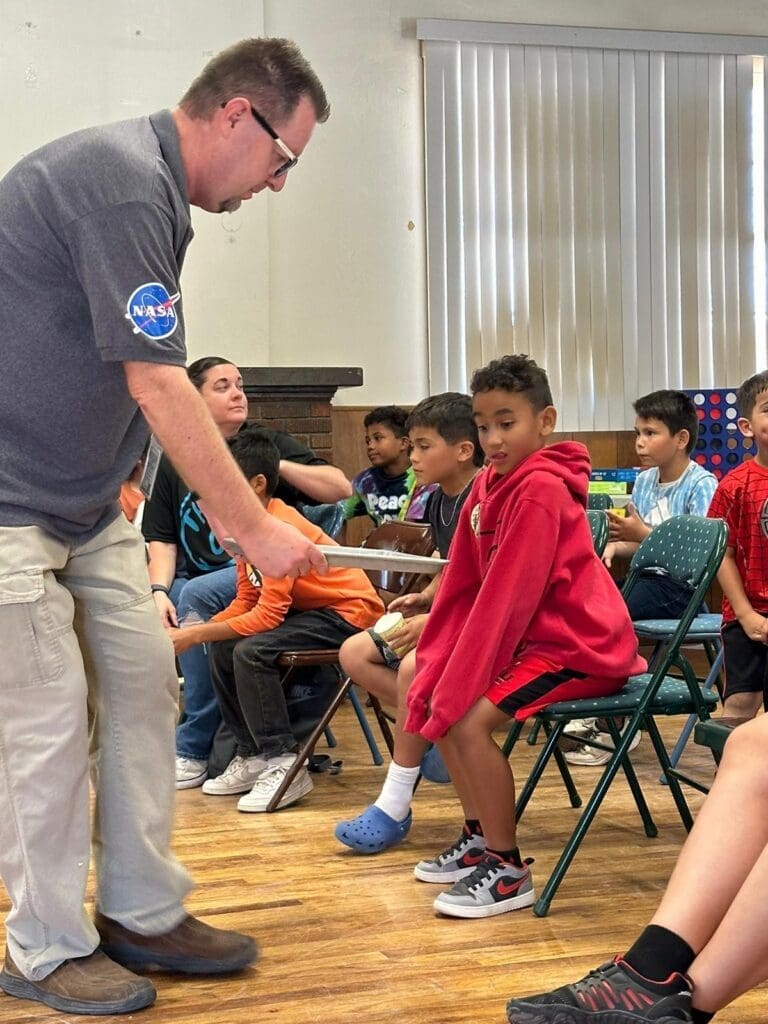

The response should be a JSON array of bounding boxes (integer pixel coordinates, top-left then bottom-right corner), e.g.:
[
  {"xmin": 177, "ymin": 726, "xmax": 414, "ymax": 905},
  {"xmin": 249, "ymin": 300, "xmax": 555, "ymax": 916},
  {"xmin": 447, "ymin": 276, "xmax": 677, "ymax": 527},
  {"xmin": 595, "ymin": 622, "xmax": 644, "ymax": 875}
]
[
  {"xmin": 95, "ymin": 912, "xmax": 258, "ymax": 974},
  {"xmin": 0, "ymin": 949, "xmax": 155, "ymax": 1015}
]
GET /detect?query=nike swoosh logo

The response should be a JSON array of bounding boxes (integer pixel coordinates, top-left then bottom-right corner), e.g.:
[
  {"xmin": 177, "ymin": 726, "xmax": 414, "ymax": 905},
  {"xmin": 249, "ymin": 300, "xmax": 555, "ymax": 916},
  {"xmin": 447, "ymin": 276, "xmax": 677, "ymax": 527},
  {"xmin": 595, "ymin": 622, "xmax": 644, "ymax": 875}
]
[
  {"xmin": 461, "ymin": 852, "xmax": 485, "ymax": 866},
  {"xmin": 496, "ymin": 878, "xmax": 523, "ymax": 897}
]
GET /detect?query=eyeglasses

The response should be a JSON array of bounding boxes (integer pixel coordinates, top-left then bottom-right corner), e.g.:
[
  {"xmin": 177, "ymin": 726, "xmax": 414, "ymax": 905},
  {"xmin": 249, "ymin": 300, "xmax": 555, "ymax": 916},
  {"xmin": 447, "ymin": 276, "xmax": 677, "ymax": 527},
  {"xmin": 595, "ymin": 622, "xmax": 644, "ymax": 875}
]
[{"xmin": 250, "ymin": 106, "xmax": 298, "ymax": 178}]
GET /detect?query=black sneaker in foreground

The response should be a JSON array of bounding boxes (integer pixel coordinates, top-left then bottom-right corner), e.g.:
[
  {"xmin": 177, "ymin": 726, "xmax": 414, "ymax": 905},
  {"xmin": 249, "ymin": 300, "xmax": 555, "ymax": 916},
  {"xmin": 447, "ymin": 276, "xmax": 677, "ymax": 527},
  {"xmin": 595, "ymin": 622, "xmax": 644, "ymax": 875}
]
[{"xmin": 505, "ymin": 957, "xmax": 694, "ymax": 1023}]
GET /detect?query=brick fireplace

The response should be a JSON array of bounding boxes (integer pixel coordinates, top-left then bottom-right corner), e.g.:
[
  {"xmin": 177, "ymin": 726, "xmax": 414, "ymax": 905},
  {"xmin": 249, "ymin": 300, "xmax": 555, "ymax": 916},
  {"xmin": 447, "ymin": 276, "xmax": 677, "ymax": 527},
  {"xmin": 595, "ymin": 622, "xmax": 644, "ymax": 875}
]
[{"xmin": 241, "ymin": 366, "xmax": 363, "ymax": 463}]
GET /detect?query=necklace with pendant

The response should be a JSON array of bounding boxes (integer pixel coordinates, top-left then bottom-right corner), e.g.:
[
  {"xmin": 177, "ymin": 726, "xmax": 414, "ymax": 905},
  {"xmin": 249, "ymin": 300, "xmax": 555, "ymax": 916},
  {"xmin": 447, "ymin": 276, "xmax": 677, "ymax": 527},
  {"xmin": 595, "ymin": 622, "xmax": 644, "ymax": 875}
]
[{"xmin": 439, "ymin": 477, "xmax": 474, "ymax": 527}]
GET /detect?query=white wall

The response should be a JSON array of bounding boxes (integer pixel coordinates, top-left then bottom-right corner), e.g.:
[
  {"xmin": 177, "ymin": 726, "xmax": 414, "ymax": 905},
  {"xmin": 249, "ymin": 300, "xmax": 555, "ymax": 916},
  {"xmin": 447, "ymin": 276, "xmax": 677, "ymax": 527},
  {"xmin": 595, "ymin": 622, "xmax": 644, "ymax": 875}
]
[{"xmin": 4, "ymin": 0, "xmax": 768, "ymax": 404}]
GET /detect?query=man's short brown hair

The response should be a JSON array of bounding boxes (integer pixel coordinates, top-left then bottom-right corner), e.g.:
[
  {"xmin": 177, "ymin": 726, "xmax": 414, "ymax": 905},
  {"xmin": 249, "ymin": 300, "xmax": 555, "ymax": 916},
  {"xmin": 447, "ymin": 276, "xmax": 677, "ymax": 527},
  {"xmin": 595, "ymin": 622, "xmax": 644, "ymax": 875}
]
[{"xmin": 180, "ymin": 37, "xmax": 329, "ymax": 125}]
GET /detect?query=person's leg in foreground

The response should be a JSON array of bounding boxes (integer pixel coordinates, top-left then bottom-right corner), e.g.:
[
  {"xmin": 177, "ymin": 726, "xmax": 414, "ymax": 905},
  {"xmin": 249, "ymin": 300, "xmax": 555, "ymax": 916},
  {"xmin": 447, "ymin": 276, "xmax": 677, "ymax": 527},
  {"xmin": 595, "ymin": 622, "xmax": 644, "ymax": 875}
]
[{"xmin": 506, "ymin": 712, "xmax": 768, "ymax": 1023}]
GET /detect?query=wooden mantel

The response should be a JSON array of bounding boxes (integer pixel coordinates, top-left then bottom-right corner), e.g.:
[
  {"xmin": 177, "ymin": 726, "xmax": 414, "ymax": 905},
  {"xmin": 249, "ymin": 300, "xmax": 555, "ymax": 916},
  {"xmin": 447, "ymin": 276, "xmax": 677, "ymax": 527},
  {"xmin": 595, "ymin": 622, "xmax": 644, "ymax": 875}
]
[{"xmin": 240, "ymin": 366, "xmax": 363, "ymax": 463}]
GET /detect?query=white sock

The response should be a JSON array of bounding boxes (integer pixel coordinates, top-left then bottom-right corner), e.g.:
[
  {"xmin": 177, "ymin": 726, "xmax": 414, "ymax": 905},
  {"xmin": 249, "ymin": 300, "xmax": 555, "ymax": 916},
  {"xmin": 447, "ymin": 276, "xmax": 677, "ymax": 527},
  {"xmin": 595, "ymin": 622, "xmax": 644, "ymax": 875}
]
[{"xmin": 374, "ymin": 762, "xmax": 421, "ymax": 821}]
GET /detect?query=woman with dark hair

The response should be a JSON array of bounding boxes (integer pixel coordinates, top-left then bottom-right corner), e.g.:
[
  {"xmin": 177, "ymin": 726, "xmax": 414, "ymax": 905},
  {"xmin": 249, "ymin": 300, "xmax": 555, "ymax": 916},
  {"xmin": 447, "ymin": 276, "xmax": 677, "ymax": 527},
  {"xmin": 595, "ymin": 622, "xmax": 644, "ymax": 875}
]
[{"xmin": 142, "ymin": 356, "xmax": 350, "ymax": 789}]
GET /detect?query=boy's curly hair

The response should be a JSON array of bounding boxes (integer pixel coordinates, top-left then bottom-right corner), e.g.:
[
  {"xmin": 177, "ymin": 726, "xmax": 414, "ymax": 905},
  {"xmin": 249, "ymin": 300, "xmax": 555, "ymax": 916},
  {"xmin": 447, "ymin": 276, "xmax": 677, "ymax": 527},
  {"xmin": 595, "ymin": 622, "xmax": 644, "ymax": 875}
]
[{"xmin": 470, "ymin": 354, "xmax": 553, "ymax": 412}]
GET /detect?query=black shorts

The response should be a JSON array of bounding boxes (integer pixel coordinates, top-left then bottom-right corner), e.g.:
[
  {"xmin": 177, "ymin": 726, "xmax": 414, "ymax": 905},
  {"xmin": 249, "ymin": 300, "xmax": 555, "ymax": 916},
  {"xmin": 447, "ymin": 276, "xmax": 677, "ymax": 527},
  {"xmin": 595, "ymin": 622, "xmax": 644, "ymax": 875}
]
[{"xmin": 722, "ymin": 620, "xmax": 768, "ymax": 709}]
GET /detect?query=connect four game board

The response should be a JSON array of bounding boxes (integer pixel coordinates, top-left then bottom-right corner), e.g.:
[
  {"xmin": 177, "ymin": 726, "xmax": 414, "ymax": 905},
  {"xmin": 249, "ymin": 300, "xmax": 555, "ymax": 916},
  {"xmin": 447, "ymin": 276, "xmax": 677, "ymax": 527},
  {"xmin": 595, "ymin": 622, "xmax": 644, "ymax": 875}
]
[{"xmin": 685, "ymin": 388, "xmax": 755, "ymax": 480}]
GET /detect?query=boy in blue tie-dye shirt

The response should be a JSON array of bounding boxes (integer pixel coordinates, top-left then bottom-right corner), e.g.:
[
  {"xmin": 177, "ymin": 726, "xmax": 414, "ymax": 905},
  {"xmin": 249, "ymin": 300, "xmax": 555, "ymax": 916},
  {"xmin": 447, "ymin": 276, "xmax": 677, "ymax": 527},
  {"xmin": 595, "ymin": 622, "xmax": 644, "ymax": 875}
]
[{"xmin": 342, "ymin": 405, "xmax": 435, "ymax": 525}]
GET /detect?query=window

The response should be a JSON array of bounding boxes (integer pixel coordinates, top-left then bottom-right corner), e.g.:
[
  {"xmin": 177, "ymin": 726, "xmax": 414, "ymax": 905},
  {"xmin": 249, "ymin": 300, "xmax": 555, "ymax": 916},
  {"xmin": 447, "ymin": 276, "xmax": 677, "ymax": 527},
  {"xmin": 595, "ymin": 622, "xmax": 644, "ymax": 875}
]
[{"xmin": 419, "ymin": 20, "xmax": 768, "ymax": 429}]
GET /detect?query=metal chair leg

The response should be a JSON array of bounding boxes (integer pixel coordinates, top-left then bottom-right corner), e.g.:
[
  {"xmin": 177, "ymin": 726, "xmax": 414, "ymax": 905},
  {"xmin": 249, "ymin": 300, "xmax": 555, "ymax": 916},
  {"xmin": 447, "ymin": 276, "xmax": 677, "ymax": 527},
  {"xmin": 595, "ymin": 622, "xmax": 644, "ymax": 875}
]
[
  {"xmin": 526, "ymin": 720, "xmax": 542, "ymax": 746},
  {"xmin": 502, "ymin": 719, "xmax": 524, "ymax": 758},
  {"xmin": 266, "ymin": 677, "xmax": 353, "ymax": 812},
  {"xmin": 533, "ymin": 724, "xmax": 647, "ymax": 916},
  {"xmin": 646, "ymin": 717, "xmax": 694, "ymax": 831},
  {"xmin": 515, "ymin": 722, "xmax": 579, "ymax": 824},
  {"xmin": 604, "ymin": 719, "xmax": 657, "ymax": 838},
  {"xmin": 660, "ymin": 646, "xmax": 723, "ymax": 783},
  {"xmin": 347, "ymin": 684, "xmax": 383, "ymax": 765},
  {"xmin": 549, "ymin": 724, "xmax": 582, "ymax": 810},
  {"xmin": 367, "ymin": 693, "xmax": 395, "ymax": 756}
]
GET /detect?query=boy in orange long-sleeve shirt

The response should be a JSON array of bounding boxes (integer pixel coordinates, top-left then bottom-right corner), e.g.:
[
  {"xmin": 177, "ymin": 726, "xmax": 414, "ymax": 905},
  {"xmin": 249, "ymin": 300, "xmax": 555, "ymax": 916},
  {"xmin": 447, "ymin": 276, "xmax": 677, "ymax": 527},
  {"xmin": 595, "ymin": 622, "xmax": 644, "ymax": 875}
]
[{"xmin": 169, "ymin": 426, "xmax": 384, "ymax": 812}]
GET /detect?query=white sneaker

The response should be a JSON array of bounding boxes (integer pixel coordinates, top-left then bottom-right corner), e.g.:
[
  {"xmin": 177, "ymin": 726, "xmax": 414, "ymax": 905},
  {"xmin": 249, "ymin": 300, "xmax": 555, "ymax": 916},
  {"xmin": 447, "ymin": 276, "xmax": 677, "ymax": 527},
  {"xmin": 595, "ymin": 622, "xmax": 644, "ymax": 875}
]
[
  {"xmin": 564, "ymin": 729, "xmax": 642, "ymax": 766},
  {"xmin": 563, "ymin": 717, "xmax": 598, "ymax": 739},
  {"xmin": 175, "ymin": 756, "xmax": 208, "ymax": 790},
  {"xmin": 237, "ymin": 757, "xmax": 314, "ymax": 813},
  {"xmin": 202, "ymin": 755, "xmax": 268, "ymax": 795}
]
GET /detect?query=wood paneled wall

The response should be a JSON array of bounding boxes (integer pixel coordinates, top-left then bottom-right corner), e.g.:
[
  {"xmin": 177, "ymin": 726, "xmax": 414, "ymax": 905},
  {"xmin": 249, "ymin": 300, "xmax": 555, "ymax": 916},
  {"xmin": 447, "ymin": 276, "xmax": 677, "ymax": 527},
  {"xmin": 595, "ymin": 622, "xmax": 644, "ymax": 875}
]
[
  {"xmin": 331, "ymin": 406, "xmax": 638, "ymax": 548},
  {"xmin": 331, "ymin": 406, "xmax": 637, "ymax": 479}
]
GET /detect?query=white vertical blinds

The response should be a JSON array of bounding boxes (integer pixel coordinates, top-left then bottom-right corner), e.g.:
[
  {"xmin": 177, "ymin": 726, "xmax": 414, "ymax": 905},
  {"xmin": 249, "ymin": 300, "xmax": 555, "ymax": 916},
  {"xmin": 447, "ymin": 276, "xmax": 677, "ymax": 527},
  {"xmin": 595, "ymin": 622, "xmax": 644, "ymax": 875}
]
[{"xmin": 419, "ymin": 21, "xmax": 768, "ymax": 430}]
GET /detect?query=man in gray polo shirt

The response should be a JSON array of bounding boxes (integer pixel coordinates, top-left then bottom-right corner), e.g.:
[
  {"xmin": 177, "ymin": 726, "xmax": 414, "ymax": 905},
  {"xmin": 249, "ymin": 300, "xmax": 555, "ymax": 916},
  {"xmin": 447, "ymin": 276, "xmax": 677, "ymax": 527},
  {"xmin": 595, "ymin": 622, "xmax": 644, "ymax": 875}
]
[{"xmin": 0, "ymin": 39, "xmax": 329, "ymax": 1015}]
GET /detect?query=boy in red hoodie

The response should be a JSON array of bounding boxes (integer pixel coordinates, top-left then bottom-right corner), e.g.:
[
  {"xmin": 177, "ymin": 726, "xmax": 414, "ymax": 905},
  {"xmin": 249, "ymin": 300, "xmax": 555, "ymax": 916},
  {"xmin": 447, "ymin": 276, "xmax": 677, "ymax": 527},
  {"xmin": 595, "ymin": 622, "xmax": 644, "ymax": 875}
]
[{"xmin": 404, "ymin": 354, "xmax": 645, "ymax": 919}]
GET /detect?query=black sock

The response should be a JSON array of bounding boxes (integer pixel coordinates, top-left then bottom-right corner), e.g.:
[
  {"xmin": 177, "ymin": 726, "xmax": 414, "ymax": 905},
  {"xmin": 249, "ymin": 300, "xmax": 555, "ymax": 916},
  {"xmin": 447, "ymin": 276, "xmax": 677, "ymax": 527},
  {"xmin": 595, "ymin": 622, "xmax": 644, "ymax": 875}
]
[
  {"xmin": 486, "ymin": 846, "xmax": 524, "ymax": 868},
  {"xmin": 624, "ymin": 925, "xmax": 696, "ymax": 981},
  {"xmin": 691, "ymin": 1010, "xmax": 714, "ymax": 1024},
  {"xmin": 464, "ymin": 818, "xmax": 483, "ymax": 837}
]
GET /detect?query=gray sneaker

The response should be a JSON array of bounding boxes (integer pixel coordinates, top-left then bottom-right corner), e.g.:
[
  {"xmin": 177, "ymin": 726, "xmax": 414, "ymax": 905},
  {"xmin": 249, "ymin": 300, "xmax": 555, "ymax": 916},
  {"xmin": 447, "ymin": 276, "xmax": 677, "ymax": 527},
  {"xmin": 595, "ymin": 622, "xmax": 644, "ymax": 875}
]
[
  {"xmin": 202, "ymin": 755, "xmax": 267, "ymax": 795},
  {"xmin": 433, "ymin": 852, "xmax": 535, "ymax": 919},
  {"xmin": 413, "ymin": 829, "xmax": 486, "ymax": 883}
]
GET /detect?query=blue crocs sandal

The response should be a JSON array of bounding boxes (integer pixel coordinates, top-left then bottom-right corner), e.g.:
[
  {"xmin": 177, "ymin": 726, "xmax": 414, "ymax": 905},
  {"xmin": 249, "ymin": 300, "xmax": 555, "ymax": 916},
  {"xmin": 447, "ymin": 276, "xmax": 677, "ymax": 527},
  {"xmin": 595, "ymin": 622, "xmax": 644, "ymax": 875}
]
[
  {"xmin": 334, "ymin": 805, "xmax": 412, "ymax": 853},
  {"xmin": 420, "ymin": 745, "xmax": 451, "ymax": 784}
]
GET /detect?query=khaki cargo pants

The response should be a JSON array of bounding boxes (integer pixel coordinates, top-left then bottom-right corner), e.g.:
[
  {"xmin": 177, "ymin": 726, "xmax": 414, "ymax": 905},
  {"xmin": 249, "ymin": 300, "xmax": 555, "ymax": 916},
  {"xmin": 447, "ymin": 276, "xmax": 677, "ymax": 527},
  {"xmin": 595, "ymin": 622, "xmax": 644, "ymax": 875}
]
[{"xmin": 0, "ymin": 515, "xmax": 192, "ymax": 980}]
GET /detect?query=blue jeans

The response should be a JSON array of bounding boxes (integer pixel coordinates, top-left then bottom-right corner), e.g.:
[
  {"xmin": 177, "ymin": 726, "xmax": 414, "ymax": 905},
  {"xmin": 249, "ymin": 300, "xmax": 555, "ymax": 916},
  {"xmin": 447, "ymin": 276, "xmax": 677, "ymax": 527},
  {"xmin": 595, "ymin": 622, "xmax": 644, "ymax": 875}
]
[
  {"xmin": 622, "ymin": 570, "xmax": 696, "ymax": 621},
  {"xmin": 170, "ymin": 567, "xmax": 237, "ymax": 760}
]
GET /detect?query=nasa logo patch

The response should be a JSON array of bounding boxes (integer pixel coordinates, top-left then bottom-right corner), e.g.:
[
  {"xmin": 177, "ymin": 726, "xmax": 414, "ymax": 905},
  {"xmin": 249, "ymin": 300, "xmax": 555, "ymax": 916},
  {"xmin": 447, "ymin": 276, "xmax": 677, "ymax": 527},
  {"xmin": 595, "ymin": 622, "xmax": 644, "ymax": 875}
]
[{"xmin": 125, "ymin": 282, "xmax": 180, "ymax": 339}]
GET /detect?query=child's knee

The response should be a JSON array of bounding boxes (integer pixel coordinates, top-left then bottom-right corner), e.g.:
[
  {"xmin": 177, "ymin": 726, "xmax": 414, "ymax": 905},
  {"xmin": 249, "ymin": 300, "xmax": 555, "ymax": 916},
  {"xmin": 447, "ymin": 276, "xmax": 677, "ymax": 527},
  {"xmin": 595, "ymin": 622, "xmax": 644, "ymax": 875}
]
[
  {"xmin": 339, "ymin": 630, "xmax": 376, "ymax": 676},
  {"xmin": 447, "ymin": 714, "xmax": 488, "ymax": 751},
  {"xmin": 719, "ymin": 716, "xmax": 768, "ymax": 787}
]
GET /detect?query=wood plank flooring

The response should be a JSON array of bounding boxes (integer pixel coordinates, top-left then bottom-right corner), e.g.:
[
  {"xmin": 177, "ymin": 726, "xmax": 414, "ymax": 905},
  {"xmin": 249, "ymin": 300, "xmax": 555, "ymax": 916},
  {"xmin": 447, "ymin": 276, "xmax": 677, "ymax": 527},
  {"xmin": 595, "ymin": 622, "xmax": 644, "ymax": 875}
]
[{"xmin": 1, "ymin": 705, "xmax": 765, "ymax": 1023}]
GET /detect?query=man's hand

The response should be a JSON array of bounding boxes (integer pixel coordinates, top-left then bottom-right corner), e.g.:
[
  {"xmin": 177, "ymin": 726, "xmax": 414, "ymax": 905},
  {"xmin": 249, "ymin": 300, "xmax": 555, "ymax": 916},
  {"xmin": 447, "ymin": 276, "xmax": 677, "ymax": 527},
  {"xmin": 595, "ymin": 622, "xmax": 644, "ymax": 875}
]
[
  {"xmin": 201, "ymin": 502, "xmax": 328, "ymax": 579},
  {"xmin": 388, "ymin": 592, "xmax": 431, "ymax": 616},
  {"xmin": 607, "ymin": 504, "xmax": 650, "ymax": 544},
  {"xmin": 153, "ymin": 591, "xmax": 178, "ymax": 628}
]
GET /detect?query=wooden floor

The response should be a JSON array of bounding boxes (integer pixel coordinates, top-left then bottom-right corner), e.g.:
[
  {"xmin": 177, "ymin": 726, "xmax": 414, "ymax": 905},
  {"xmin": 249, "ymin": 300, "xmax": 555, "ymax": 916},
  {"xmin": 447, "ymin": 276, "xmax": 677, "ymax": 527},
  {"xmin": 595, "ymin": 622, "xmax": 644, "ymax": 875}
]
[{"xmin": 1, "ymin": 705, "xmax": 765, "ymax": 1023}]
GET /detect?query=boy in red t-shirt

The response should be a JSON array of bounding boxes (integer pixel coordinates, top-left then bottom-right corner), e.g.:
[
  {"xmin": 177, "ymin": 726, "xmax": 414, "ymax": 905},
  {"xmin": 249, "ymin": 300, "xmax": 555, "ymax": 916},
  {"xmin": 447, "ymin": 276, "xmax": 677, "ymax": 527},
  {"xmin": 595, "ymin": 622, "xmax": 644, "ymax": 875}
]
[{"xmin": 707, "ymin": 370, "xmax": 768, "ymax": 718}]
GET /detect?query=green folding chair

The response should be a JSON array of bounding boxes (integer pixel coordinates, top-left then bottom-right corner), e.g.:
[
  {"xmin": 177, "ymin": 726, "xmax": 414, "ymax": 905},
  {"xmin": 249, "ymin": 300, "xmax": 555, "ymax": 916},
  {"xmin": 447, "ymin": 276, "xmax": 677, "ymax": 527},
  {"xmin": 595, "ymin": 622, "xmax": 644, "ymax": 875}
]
[
  {"xmin": 586, "ymin": 509, "xmax": 609, "ymax": 558},
  {"xmin": 503, "ymin": 515, "xmax": 728, "ymax": 916},
  {"xmin": 633, "ymin": 613, "xmax": 723, "ymax": 781},
  {"xmin": 587, "ymin": 492, "xmax": 614, "ymax": 511}
]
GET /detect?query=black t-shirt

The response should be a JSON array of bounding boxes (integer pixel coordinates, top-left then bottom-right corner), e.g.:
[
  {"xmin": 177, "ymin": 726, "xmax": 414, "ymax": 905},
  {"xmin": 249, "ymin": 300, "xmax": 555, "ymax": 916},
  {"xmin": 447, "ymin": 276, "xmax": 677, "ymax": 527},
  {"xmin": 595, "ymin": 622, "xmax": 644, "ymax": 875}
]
[
  {"xmin": 141, "ymin": 428, "xmax": 329, "ymax": 578},
  {"xmin": 425, "ymin": 482, "xmax": 474, "ymax": 558}
]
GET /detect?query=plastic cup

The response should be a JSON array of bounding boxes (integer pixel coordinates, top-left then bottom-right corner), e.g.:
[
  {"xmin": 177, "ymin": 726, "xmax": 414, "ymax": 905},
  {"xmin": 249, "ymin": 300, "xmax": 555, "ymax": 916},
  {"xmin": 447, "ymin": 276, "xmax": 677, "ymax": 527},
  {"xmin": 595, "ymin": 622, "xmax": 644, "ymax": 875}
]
[{"xmin": 372, "ymin": 611, "xmax": 414, "ymax": 659}]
